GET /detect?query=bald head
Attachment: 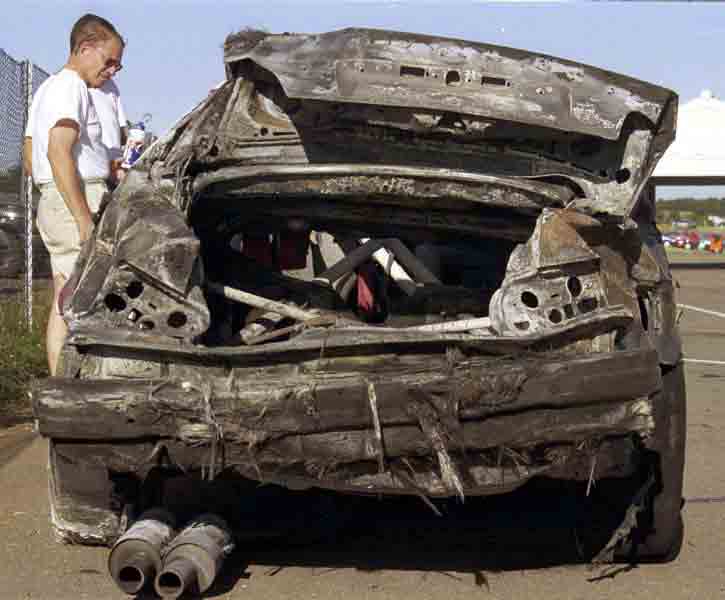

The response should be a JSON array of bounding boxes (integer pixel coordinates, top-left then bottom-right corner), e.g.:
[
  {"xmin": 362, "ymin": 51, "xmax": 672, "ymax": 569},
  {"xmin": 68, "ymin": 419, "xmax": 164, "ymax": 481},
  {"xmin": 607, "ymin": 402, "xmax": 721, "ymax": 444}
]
[
  {"xmin": 66, "ymin": 14, "xmax": 125, "ymax": 88},
  {"xmin": 70, "ymin": 13, "xmax": 125, "ymax": 55}
]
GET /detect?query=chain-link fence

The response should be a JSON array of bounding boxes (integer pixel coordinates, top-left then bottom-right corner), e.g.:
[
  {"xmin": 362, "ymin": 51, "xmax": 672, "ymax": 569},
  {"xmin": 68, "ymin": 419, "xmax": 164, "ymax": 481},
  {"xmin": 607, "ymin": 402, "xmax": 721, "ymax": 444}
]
[
  {"xmin": 0, "ymin": 48, "xmax": 51, "ymax": 324},
  {"xmin": 31, "ymin": 64, "xmax": 50, "ymax": 98},
  {"xmin": 0, "ymin": 50, "xmax": 25, "ymax": 185}
]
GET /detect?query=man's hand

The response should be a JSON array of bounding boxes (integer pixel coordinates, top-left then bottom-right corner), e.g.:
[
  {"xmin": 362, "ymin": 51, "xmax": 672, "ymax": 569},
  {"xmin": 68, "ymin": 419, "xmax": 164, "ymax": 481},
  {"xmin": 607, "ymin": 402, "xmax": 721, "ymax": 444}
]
[
  {"xmin": 77, "ymin": 212, "xmax": 94, "ymax": 244},
  {"xmin": 109, "ymin": 159, "xmax": 126, "ymax": 186},
  {"xmin": 47, "ymin": 120, "xmax": 94, "ymax": 242}
]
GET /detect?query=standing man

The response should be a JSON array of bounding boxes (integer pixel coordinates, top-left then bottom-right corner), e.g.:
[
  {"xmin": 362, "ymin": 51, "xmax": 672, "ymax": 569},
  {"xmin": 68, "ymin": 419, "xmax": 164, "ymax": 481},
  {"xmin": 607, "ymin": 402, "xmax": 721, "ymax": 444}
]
[
  {"xmin": 25, "ymin": 78, "xmax": 130, "ymax": 191},
  {"xmin": 28, "ymin": 13, "xmax": 124, "ymax": 375}
]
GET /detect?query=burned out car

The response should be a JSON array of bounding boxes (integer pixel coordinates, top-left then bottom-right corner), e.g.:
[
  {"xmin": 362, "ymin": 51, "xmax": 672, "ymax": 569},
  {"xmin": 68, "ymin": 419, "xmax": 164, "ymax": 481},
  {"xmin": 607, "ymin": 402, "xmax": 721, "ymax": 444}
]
[{"xmin": 33, "ymin": 28, "xmax": 685, "ymax": 565}]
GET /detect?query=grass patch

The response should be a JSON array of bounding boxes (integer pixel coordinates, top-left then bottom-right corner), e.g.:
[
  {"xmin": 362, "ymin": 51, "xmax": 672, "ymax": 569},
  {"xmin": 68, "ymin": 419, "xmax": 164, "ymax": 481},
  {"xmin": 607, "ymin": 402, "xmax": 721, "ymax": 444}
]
[
  {"xmin": 666, "ymin": 247, "xmax": 725, "ymax": 264},
  {"xmin": 0, "ymin": 288, "xmax": 50, "ymax": 418}
]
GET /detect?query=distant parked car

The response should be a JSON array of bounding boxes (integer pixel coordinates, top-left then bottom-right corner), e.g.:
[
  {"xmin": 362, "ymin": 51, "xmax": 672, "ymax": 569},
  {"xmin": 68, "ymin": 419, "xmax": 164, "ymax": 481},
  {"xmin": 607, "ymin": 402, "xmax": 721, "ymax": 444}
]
[
  {"xmin": 662, "ymin": 232, "xmax": 675, "ymax": 247},
  {"xmin": 0, "ymin": 201, "xmax": 51, "ymax": 277},
  {"xmin": 671, "ymin": 230, "xmax": 700, "ymax": 250},
  {"xmin": 699, "ymin": 232, "xmax": 724, "ymax": 253}
]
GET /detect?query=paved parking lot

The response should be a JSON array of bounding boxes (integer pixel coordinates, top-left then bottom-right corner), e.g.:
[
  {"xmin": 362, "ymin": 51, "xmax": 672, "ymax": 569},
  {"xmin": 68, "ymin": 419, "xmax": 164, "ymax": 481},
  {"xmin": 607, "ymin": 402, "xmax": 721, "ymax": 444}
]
[{"xmin": 1, "ymin": 266, "xmax": 724, "ymax": 599}]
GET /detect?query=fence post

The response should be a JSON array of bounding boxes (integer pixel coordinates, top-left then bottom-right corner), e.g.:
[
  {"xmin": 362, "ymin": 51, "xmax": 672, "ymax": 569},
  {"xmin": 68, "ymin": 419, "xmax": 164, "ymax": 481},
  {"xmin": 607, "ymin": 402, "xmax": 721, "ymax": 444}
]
[{"xmin": 21, "ymin": 60, "xmax": 33, "ymax": 328}]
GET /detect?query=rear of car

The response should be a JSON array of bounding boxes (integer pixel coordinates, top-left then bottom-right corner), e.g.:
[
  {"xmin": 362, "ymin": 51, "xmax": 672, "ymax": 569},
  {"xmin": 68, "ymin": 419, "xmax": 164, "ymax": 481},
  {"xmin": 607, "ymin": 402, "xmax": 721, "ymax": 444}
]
[{"xmin": 32, "ymin": 28, "xmax": 685, "ymax": 562}]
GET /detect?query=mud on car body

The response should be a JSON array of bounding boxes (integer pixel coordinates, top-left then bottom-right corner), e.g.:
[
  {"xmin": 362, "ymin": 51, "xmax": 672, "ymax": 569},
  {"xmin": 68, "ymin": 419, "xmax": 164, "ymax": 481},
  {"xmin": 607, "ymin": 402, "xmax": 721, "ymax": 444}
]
[{"xmin": 33, "ymin": 28, "xmax": 684, "ymax": 563}]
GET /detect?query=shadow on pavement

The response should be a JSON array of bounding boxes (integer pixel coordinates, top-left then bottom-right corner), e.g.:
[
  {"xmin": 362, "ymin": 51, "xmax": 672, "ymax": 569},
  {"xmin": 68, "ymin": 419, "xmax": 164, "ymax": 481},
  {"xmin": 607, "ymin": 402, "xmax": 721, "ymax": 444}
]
[
  {"xmin": 670, "ymin": 261, "xmax": 725, "ymax": 270},
  {"xmin": 189, "ymin": 477, "xmax": 639, "ymax": 596},
  {"xmin": 0, "ymin": 424, "xmax": 36, "ymax": 468}
]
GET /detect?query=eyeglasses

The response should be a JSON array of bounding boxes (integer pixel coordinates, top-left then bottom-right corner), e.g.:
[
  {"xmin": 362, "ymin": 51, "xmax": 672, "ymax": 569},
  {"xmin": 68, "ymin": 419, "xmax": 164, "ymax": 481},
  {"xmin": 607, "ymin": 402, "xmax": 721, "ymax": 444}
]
[{"xmin": 92, "ymin": 45, "xmax": 123, "ymax": 74}]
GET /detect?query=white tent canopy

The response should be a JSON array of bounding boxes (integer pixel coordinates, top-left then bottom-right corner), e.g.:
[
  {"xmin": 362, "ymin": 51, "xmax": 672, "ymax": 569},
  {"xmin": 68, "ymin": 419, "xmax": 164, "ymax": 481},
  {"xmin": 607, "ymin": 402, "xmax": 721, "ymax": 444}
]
[{"xmin": 652, "ymin": 90, "xmax": 725, "ymax": 185}]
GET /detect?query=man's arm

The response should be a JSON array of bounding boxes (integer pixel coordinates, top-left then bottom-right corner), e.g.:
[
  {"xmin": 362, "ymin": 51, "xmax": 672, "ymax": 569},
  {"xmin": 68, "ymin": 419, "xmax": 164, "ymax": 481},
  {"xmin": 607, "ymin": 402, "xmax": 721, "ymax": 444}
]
[
  {"xmin": 120, "ymin": 126, "xmax": 128, "ymax": 148},
  {"xmin": 47, "ymin": 120, "xmax": 94, "ymax": 243},
  {"xmin": 22, "ymin": 137, "xmax": 33, "ymax": 176}
]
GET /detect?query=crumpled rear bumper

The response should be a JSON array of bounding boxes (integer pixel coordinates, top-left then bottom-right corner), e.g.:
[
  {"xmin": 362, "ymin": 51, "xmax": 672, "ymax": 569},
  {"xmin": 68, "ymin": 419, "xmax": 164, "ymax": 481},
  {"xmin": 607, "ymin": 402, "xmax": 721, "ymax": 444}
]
[{"xmin": 34, "ymin": 347, "xmax": 661, "ymax": 497}]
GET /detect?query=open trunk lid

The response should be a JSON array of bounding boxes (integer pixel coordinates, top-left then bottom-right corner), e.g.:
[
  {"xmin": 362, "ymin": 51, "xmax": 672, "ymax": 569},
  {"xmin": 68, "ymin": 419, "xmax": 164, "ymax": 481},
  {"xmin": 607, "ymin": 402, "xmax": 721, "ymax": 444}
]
[{"xmin": 215, "ymin": 27, "xmax": 676, "ymax": 218}]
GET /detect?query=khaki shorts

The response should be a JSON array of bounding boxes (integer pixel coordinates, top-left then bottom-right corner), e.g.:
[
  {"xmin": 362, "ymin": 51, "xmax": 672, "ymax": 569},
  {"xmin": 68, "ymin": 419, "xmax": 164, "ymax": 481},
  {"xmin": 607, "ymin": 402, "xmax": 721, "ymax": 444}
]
[{"xmin": 36, "ymin": 179, "xmax": 108, "ymax": 279}]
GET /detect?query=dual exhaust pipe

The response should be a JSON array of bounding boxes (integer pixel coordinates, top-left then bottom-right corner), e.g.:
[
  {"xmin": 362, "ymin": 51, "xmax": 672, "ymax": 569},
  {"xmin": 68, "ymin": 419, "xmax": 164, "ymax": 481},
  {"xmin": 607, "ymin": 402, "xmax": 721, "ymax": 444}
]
[{"xmin": 108, "ymin": 510, "xmax": 234, "ymax": 598}]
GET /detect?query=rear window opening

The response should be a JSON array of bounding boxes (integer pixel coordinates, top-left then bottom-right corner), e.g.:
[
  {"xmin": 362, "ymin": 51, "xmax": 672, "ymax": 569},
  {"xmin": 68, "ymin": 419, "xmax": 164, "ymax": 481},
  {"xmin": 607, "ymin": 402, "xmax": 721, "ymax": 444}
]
[{"xmin": 194, "ymin": 212, "xmax": 517, "ymax": 347}]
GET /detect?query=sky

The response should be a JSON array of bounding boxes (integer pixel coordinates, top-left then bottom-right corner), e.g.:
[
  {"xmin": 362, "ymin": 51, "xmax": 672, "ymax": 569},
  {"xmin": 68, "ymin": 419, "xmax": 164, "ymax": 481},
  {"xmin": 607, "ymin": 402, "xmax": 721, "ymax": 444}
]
[{"xmin": 3, "ymin": 0, "xmax": 725, "ymax": 198}]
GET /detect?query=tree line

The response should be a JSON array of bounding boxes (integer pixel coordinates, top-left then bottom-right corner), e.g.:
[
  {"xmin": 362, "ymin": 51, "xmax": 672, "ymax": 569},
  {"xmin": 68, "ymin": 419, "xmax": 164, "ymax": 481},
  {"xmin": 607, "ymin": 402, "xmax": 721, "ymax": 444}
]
[{"xmin": 656, "ymin": 197, "xmax": 725, "ymax": 226}]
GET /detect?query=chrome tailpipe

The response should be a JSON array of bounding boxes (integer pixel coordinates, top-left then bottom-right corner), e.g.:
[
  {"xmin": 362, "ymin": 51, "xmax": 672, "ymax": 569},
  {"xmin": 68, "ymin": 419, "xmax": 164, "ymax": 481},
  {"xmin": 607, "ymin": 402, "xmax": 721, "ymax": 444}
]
[
  {"xmin": 154, "ymin": 513, "xmax": 234, "ymax": 599},
  {"xmin": 108, "ymin": 508, "xmax": 176, "ymax": 595}
]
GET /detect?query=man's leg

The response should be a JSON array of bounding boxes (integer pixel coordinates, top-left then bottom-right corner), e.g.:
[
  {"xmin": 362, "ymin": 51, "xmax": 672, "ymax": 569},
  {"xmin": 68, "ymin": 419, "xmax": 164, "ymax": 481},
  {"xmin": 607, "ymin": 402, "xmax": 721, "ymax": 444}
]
[
  {"xmin": 46, "ymin": 274, "xmax": 68, "ymax": 376},
  {"xmin": 38, "ymin": 181, "xmax": 107, "ymax": 375}
]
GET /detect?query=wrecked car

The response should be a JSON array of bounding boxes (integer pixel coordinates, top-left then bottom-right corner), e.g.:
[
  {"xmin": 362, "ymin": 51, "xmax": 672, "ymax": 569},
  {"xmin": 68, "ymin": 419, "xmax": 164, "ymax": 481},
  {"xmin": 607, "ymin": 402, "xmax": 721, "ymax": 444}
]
[{"xmin": 32, "ymin": 28, "xmax": 685, "ymax": 565}]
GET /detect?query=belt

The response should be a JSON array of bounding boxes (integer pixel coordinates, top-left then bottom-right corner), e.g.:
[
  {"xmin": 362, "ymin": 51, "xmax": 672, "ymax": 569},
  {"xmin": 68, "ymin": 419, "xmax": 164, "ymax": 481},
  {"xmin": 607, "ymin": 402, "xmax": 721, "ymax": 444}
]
[{"xmin": 37, "ymin": 177, "xmax": 108, "ymax": 190}]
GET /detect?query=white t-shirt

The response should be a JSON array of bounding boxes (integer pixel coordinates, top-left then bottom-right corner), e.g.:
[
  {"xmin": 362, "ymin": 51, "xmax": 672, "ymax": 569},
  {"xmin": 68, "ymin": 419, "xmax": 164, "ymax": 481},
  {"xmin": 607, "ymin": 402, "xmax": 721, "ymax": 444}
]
[
  {"xmin": 27, "ymin": 69, "xmax": 109, "ymax": 184},
  {"xmin": 91, "ymin": 80, "xmax": 127, "ymax": 160}
]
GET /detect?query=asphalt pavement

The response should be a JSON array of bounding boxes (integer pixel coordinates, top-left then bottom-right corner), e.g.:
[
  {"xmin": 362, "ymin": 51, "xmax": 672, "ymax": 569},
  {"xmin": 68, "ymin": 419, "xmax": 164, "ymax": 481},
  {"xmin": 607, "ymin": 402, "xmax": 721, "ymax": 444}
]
[{"xmin": 1, "ymin": 267, "xmax": 725, "ymax": 600}]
